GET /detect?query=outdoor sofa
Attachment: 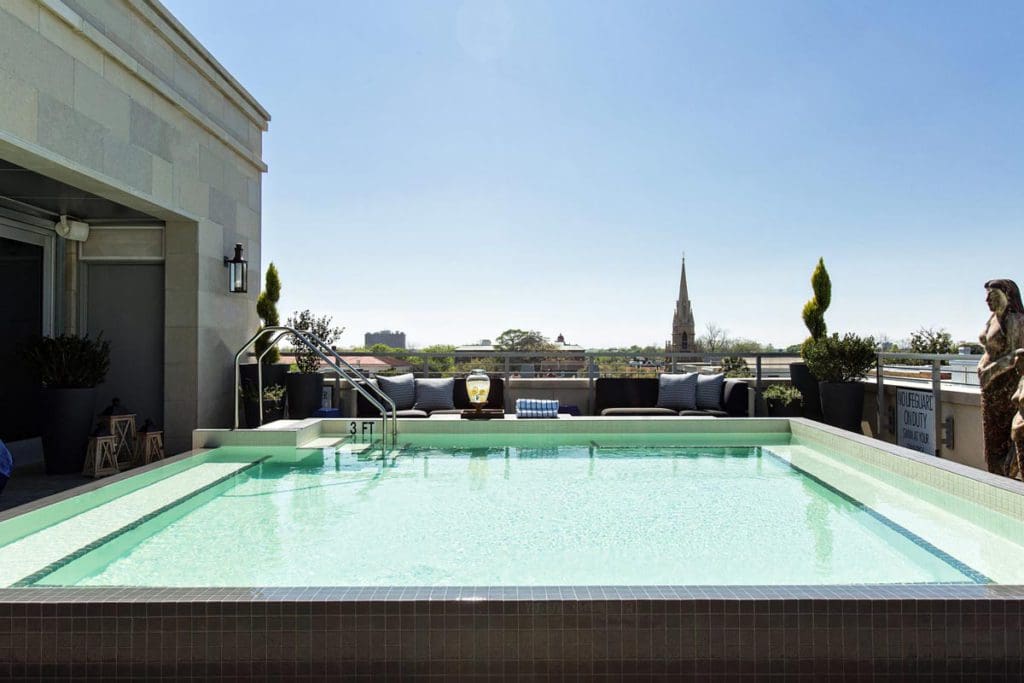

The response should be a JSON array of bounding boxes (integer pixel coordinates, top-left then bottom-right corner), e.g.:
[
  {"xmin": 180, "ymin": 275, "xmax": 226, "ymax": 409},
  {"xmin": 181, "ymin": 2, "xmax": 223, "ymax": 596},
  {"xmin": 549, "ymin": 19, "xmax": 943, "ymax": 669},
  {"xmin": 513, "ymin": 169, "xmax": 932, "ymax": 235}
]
[
  {"xmin": 593, "ymin": 377, "xmax": 749, "ymax": 417},
  {"xmin": 356, "ymin": 376, "xmax": 505, "ymax": 418}
]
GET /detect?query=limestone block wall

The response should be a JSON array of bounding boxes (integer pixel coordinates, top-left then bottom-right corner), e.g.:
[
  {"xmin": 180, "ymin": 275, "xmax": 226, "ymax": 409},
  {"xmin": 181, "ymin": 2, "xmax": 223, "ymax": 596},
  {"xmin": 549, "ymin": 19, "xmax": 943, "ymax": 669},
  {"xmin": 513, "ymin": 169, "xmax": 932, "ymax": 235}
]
[{"xmin": 0, "ymin": 0, "xmax": 270, "ymax": 452}]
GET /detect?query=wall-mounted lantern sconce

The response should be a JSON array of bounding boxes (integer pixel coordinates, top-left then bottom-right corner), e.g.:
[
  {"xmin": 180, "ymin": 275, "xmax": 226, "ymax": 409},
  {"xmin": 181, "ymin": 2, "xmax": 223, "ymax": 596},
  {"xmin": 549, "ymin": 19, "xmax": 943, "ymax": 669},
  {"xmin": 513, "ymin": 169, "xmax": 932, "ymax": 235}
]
[{"xmin": 224, "ymin": 243, "xmax": 247, "ymax": 293}]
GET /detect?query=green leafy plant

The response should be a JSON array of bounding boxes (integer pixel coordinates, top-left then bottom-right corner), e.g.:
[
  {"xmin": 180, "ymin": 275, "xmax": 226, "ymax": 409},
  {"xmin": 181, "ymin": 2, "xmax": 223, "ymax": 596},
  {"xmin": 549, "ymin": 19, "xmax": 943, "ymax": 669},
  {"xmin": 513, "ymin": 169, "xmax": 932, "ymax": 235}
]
[
  {"xmin": 21, "ymin": 334, "xmax": 111, "ymax": 388},
  {"xmin": 762, "ymin": 384, "xmax": 802, "ymax": 406},
  {"xmin": 720, "ymin": 356, "xmax": 751, "ymax": 377},
  {"xmin": 803, "ymin": 333, "xmax": 877, "ymax": 383},
  {"xmin": 800, "ymin": 258, "xmax": 831, "ymax": 357},
  {"xmin": 240, "ymin": 382, "xmax": 286, "ymax": 402},
  {"xmin": 286, "ymin": 309, "xmax": 345, "ymax": 374},
  {"xmin": 255, "ymin": 263, "xmax": 281, "ymax": 364}
]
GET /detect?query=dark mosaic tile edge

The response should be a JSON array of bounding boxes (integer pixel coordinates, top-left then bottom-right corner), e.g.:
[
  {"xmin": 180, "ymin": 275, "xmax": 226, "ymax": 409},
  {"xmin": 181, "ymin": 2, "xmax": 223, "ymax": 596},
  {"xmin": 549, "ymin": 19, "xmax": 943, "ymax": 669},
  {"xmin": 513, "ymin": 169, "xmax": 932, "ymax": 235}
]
[{"xmin": 4, "ymin": 582, "xmax": 1024, "ymax": 603}]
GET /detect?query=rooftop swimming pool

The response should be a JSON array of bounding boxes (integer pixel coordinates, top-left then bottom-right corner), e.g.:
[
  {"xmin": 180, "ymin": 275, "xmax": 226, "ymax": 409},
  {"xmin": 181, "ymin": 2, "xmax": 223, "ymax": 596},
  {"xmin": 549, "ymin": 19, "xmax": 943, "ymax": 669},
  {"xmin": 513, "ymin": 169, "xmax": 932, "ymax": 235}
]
[
  {"xmin": 3, "ymin": 422, "xmax": 1024, "ymax": 588},
  {"xmin": 5, "ymin": 418, "xmax": 1024, "ymax": 676}
]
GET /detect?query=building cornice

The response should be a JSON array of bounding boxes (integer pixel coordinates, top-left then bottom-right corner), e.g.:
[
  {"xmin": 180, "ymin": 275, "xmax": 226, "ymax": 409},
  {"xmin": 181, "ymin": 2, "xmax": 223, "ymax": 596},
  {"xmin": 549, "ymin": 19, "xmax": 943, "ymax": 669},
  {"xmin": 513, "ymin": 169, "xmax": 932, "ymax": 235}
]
[{"xmin": 38, "ymin": 0, "xmax": 269, "ymax": 173}]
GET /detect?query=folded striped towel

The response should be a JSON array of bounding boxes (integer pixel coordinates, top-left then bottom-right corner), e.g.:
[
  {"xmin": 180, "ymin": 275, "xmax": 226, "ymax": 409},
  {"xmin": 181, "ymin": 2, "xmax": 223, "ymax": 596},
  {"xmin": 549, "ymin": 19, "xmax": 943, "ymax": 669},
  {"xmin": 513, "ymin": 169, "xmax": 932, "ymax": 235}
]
[{"xmin": 515, "ymin": 398, "xmax": 560, "ymax": 418}]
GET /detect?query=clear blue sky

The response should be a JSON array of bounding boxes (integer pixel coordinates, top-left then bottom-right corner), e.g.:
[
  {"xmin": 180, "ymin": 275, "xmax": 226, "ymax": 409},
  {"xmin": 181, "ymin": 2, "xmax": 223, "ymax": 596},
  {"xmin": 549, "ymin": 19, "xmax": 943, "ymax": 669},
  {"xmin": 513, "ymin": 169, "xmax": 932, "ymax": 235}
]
[{"xmin": 166, "ymin": 0, "xmax": 1023, "ymax": 349}]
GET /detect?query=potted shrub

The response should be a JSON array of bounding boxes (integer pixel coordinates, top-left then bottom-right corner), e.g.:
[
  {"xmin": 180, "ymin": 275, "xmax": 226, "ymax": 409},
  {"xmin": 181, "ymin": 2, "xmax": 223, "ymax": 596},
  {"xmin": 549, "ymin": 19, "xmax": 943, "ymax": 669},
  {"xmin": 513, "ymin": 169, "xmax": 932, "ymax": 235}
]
[
  {"xmin": 803, "ymin": 332, "xmax": 877, "ymax": 432},
  {"xmin": 21, "ymin": 334, "xmax": 110, "ymax": 474},
  {"xmin": 241, "ymin": 263, "xmax": 288, "ymax": 425},
  {"xmin": 763, "ymin": 384, "xmax": 803, "ymax": 417},
  {"xmin": 241, "ymin": 383, "xmax": 286, "ymax": 427},
  {"xmin": 790, "ymin": 258, "xmax": 831, "ymax": 421},
  {"xmin": 285, "ymin": 309, "xmax": 345, "ymax": 418}
]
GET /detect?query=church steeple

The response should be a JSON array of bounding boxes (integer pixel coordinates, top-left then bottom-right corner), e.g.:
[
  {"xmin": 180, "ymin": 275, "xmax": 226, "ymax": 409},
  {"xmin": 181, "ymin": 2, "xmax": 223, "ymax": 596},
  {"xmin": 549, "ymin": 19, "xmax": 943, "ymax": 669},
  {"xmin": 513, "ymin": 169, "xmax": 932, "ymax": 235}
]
[
  {"xmin": 670, "ymin": 255, "xmax": 695, "ymax": 352},
  {"xmin": 676, "ymin": 253, "xmax": 689, "ymax": 305}
]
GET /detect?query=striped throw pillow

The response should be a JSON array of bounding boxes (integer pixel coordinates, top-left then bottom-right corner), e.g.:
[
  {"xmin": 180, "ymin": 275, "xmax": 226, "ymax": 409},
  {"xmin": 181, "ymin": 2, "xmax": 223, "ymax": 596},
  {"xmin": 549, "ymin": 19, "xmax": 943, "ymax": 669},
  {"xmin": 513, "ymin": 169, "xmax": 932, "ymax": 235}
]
[
  {"xmin": 696, "ymin": 373, "xmax": 725, "ymax": 410},
  {"xmin": 377, "ymin": 373, "xmax": 416, "ymax": 410},
  {"xmin": 413, "ymin": 378, "xmax": 455, "ymax": 412},
  {"xmin": 656, "ymin": 373, "xmax": 698, "ymax": 410},
  {"xmin": 516, "ymin": 398, "xmax": 559, "ymax": 418}
]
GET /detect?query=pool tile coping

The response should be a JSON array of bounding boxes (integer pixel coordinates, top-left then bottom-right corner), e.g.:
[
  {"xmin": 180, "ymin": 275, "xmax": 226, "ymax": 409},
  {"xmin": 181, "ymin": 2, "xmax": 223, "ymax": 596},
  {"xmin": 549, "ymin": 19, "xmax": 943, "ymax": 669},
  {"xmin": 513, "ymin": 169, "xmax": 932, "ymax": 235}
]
[{"xmin": 4, "ymin": 583, "xmax": 1024, "ymax": 603}]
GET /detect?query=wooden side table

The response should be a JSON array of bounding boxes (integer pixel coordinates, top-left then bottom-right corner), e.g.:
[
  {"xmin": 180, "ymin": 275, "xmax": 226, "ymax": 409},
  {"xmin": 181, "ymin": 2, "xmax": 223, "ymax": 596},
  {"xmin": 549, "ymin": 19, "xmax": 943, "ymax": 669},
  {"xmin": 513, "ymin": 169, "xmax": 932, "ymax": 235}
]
[
  {"xmin": 107, "ymin": 414, "xmax": 137, "ymax": 468},
  {"xmin": 83, "ymin": 434, "xmax": 119, "ymax": 478}
]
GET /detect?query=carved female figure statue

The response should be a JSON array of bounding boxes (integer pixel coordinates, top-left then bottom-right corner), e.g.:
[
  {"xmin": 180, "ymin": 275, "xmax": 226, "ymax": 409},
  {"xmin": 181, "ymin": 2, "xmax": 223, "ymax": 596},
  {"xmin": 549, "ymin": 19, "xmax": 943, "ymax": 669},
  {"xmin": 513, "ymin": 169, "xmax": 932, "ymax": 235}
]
[
  {"xmin": 1012, "ymin": 350, "xmax": 1024, "ymax": 477},
  {"xmin": 978, "ymin": 279, "xmax": 1024, "ymax": 475}
]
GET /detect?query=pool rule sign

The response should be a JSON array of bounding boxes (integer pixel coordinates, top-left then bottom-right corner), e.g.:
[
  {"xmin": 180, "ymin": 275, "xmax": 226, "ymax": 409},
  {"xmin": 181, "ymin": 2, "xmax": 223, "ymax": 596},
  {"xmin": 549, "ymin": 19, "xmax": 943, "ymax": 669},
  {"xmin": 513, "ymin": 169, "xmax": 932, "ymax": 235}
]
[{"xmin": 896, "ymin": 389, "xmax": 936, "ymax": 455}]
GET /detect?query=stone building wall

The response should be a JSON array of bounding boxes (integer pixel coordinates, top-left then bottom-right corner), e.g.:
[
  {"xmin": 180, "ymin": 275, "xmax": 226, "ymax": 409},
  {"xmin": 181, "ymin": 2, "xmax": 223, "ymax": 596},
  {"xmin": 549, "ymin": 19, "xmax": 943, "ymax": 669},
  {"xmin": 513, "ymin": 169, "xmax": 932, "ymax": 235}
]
[{"xmin": 0, "ymin": 0, "xmax": 270, "ymax": 452}]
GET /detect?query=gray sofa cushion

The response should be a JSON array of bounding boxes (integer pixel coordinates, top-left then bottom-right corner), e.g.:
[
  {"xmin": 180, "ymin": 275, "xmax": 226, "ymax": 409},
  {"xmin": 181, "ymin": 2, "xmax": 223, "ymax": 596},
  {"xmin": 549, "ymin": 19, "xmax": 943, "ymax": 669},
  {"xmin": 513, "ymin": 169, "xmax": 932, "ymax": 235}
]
[
  {"xmin": 413, "ymin": 378, "xmax": 455, "ymax": 412},
  {"xmin": 696, "ymin": 373, "xmax": 725, "ymax": 410},
  {"xmin": 377, "ymin": 373, "xmax": 416, "ymax": 410},
  {"xmin": 601, "ymin": 407, "xmax": 679, "ymax": 416},
  {"xmin": 656, "ymin": 373, "xmax": 698, "ymax": 410},
  {"xmin": 679, "ymin": 409, "xmax": 729, "ymax": 418}
]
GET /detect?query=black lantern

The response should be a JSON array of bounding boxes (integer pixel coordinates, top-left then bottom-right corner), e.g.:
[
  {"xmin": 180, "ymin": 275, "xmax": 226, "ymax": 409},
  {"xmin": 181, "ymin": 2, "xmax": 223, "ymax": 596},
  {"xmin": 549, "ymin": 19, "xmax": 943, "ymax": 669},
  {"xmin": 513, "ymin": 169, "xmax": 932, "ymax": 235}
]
[{"xmin": 224, "ymin": 243, "xmax": 248, "ymax": 293}]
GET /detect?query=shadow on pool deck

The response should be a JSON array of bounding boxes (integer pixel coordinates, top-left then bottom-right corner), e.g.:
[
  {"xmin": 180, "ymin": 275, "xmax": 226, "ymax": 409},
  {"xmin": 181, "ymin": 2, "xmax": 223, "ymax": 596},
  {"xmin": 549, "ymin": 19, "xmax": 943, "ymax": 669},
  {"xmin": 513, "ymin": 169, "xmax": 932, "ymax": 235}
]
[{"xmin": 0, "ymin": 451, "xmax": 91, "ymax": 513}]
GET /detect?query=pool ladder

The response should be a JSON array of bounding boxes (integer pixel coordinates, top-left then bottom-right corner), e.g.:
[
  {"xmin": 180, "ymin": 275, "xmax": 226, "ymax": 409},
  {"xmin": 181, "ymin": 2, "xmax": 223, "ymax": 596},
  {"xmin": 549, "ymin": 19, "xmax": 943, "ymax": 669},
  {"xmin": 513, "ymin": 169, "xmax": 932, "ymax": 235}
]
[{"xmin": 232, "ymin": 326, "xmax": 398, "ymax": 446}]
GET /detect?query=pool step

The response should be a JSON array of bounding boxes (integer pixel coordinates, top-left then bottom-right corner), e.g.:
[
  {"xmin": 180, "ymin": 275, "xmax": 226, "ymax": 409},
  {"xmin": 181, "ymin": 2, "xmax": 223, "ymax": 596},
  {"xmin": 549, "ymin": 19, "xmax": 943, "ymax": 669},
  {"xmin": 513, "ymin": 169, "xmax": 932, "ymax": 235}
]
[
  {"xmin": 0, "ymin": 460, "xmax": 257, "ymax": 587},
  {"xmin": 300, "ymin": 436, "xmax": 350, "ymax": 449}
]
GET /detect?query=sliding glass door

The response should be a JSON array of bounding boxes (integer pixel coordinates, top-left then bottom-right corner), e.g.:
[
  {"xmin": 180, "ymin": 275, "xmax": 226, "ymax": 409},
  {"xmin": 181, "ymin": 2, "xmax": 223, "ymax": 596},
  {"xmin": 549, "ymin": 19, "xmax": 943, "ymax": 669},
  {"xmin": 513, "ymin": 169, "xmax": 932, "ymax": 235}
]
[{"xmin": 0, "ymin": 217, "xmax": 54, "ymax": 442}]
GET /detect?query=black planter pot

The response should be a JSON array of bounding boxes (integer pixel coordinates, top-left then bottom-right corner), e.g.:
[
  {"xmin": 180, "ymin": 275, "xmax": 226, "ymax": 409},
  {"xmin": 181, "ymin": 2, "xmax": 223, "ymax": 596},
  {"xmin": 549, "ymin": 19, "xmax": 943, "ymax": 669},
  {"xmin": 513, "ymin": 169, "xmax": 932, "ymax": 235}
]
[
  {"xmin": 766, "ymin": 399, "xmax": 803, "ymax": 418},
  {"xmin": 239, "ymin": 364, "xmax": 289, "ymax": 428},
  {"xmin": 39, "ymin": 387, "xmax": 97, "ymax": 475},
  {"xmin": 286, "ymin": 373, "xmax": 324, "ymax": 419},
  {"xmin": 789, "ymin": 362, "xmax": 822, "ymax": 421},
  {"xmin": 239, "ymin": 363, "xmax": 289, "ymax": 391},
  {"xmin": 818, "ymin": 381, "xmax": 866, "ymax": 433},
  {"xmin": 242, "ymin": 397, "xmax": 285, "ymax": 428}
]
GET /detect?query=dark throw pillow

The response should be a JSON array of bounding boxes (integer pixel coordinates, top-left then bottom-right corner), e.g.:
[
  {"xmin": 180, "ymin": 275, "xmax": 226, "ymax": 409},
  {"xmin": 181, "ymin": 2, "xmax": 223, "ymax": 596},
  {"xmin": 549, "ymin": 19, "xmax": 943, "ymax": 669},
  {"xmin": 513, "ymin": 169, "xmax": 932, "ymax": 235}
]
[
  {"xmin": 377, "ymin": 373, "xmax": 416, "ymax": 410},
  {"xmin": 656, "ymin": 373, "xmax": 698, "ymax": 411},
  {"xmin": 413, "ymin": 378, "xmax": 456, "ymax": 412},
  {"xmin": 696, "ymin": 373, "xmax": 726, "ymax": 410}
]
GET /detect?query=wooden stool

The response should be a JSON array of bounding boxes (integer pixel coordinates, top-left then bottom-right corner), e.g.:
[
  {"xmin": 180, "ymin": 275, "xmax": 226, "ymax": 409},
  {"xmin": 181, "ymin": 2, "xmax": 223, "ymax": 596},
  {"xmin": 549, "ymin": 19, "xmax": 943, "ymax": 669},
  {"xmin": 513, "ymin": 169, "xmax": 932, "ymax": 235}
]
[
  {"xmin": 107, "ymin": 414, "xmax": 137, "ymax": 468},
  {"xmin": 83, "ymin": 434, "xmax": 119, "ymax": 478},
  {"xmin": 136, "ymin": 431, "xmax": 165, "ymax": 465}
]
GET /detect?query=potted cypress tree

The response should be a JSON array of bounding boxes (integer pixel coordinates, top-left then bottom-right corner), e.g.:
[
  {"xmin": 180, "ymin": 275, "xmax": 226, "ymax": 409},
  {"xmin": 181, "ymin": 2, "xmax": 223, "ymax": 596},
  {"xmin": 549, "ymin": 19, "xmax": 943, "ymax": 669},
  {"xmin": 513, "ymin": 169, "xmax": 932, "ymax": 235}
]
[
  {"xmin": 241, "ymin": 263, "xmax": 288, "ymax": 425},
  {"xmin": 22, "ymin": 334, "xmax": 110, "ymax": 474},
  {"xmin": 285, "ymin": 309, "xmax": 344, "ymax": 418},
  {"xmin": 790, "ymin": 258, "xmax": 830, "ymax": 420},
  {"xmin": 803, "ymin": 333, "xmax": 877, "ymax": 432}
]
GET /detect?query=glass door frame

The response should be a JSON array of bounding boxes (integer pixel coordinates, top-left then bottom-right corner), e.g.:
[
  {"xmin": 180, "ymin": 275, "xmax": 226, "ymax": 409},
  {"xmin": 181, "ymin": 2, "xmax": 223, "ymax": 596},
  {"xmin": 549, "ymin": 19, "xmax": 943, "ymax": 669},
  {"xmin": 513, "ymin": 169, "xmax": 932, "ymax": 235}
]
[{"xmin": 0, "ymin": 209, "xmax": 55, "ymax": 336}]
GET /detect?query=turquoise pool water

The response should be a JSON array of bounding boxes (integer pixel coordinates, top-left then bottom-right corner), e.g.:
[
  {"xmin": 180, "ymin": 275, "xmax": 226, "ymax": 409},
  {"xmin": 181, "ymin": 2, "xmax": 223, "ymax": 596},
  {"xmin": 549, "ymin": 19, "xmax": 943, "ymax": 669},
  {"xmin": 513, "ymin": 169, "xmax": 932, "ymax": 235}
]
[{"xmin": 17, "ymin": 438, "xmax": 1001, "ymax": 587}]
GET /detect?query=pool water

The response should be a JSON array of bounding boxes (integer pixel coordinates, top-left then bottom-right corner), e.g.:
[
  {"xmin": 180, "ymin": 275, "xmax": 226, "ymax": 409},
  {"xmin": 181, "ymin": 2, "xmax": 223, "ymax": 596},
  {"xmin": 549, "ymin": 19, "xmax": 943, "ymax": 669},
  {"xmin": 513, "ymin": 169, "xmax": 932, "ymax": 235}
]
[{"xmin": 22, "ymin": 440, "xmax": 1009, "ymax": 587}]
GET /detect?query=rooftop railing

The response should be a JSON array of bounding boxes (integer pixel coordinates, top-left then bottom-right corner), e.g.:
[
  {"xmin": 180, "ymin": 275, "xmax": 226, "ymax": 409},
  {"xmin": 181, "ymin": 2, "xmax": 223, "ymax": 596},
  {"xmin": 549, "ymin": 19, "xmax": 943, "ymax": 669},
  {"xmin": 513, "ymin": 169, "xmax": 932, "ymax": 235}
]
[{"xmin": 316, "ymin": 349, "xmax": 981, "ymax": 386}]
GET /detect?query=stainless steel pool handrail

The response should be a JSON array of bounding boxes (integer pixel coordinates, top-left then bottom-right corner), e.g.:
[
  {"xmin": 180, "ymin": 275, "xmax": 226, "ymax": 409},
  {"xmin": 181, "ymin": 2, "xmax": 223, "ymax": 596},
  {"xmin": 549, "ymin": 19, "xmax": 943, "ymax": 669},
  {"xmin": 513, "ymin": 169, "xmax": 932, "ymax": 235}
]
[
  {"xmin": 232, "ymin": 326, "xmax": 397, "ymax": 445},
  {"xmin": 236, "ymin": 326, "xmax": 393, "ymax": 443},
  {"xmin": 298, "ymin": 334, "xmax": 398, "ymax": 444},
  {"xmin": 286, "ymin": 328, "xmax": 398, "ymax": 446}
]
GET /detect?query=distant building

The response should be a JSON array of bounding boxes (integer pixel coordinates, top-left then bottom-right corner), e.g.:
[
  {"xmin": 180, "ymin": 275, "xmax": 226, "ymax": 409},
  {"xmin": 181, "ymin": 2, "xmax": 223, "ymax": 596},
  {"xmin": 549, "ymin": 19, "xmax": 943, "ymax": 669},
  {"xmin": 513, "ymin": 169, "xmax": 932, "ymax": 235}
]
[
  {"xmin": 455, "ymin": 334, "xmax": 586, "ymax": 377},
  {"xmin": 280, "ymin": 352, "xmax": 412, "ymax": 376},
  {"xmin": 338, "ymin": 355, "xmax": 413, "ymax": 376},
  {"xmin": 668, "ymin": 256, "xmax": 696, "ymax": 352},
  {"xmin": 365, "ymin": 330, "xmax": 406, "ymax": 349}
]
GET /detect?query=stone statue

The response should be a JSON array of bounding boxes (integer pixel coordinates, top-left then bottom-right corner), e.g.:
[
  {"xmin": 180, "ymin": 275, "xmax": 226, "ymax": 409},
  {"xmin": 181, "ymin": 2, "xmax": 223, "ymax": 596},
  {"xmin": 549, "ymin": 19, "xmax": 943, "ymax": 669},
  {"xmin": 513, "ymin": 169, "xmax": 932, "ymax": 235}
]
[
  {"xmin": 1012, "ymin": 350, "xmax": 1024, "ymax": 478},
  {"xmin": 978, "ymin": 279, "xmax": 1024, "ymax": 475}
]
